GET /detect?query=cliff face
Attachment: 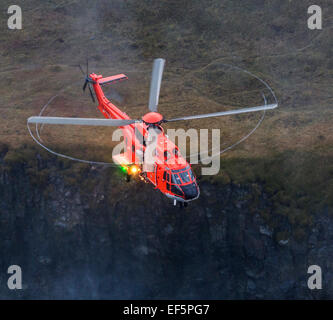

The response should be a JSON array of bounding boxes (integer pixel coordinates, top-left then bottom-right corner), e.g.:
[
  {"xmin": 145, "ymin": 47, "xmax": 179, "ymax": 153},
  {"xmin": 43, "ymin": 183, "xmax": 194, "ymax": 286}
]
[{"xmin": 1, "ymin": 150, "xmax": 332, "ymax": 299}]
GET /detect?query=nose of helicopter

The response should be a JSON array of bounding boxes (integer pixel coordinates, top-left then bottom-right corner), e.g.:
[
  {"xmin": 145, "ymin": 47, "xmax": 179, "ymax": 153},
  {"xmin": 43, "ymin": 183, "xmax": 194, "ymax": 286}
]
[{"xmin": 181, "ymin": 182, "xmax": 200, "ymax": 200}]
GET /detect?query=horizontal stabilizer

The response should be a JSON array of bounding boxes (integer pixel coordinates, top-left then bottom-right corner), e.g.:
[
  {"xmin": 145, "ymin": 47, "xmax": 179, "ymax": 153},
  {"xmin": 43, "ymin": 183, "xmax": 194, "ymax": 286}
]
[{"xmin": 98, "ymin": 74, "xmax": 128, "ymax": 85}]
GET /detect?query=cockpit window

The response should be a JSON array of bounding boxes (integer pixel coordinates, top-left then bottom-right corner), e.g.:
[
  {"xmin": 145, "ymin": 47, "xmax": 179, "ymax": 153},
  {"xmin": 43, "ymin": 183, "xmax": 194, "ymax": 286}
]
[
  {"xmin": 172, "ymin": 165, "xmax": 190, "ymax": 174},
  {"xmin": 171, "ymin": 166, "xmax": 195, "ymax": 185},
  {"xmin": 173, "ymin": 148, "xmax": 179, "ymax": 157},
  {"xmin": 171, "ymin": 184, "xmax": 183, "ymax": 197},
  {"xmin": 179, "ymin": 171, "xmax": 191, "ymax": 183},
  {"xmin": 189, "ymin": 169, "xmax": 195, "ymax": 181},
  {"xmin": 164, "ymin": 151, "xmax": 171, "ymax": 161},
  {"xmin": 172, "ymin": 173, "xmax": 182, "ymax": 185},
  {"xmin": 163, "ymin": 171, "xmax": 170, "ymax": 182}
]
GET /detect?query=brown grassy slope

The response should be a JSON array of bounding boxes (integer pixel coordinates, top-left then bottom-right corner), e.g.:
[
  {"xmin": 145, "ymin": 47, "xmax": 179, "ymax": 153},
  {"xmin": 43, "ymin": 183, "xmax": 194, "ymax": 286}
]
[{"xmin": 0, "ymin": 1, "xmax": 332, "ymax": 189}]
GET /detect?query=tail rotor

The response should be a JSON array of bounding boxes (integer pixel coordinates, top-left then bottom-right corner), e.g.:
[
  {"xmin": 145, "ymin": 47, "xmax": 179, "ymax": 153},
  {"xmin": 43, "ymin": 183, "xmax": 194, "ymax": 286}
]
[{"xmin": 78, "ymin": 60, "xmax": 96, "ymax": 103}]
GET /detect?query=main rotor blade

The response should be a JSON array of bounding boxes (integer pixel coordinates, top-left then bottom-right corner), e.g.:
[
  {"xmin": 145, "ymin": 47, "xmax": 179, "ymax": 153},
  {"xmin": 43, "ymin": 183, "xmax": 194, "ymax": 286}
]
[
  {"xmin": 28, "ymin": 117, "xmax": 138, "ymax": 127},
  {"xmin": 166, "ymin": 103, "xmax": 278, "ymax": 122},
  {"xmin": 148, "ymin": 58, "xmax": 165, "ymax": 112}
]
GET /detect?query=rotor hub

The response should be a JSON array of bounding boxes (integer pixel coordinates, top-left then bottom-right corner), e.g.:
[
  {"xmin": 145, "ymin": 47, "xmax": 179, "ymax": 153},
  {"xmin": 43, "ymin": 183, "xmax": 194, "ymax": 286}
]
[{"xmin": 142, "ymin": 112, "xmax": 164, "ymax": 124}]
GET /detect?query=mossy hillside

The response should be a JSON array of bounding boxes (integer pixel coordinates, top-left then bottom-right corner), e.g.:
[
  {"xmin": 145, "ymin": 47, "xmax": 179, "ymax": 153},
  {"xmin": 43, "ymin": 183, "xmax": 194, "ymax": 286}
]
[
  {"xmin": 0, "ymin": 144, "xmax": 126, "ymax": 202},
  {"xmin": 201, "ymin": 151, "xmax": 333, "ymax": 241},
  {"xmin": 1, "ymin": 144, "xmax": 332, "ymax": 243}
]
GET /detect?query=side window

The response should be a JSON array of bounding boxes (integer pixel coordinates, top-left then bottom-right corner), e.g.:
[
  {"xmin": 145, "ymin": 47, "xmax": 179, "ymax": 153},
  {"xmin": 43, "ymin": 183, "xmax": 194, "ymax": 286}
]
[
  {"xmin": 173, "ymin": 148, "xmax": 179, "ymax": 157},
  {"xmin": 163, "ymin": 171, "xmax": 169, "ymax": 181},
  {"xmin": 164, "ymin": 151, "xmax": 170, "ymax": 161},
  {"xmin": 165, "ymin": 172, "xmax": 171, "ymax": 191}
]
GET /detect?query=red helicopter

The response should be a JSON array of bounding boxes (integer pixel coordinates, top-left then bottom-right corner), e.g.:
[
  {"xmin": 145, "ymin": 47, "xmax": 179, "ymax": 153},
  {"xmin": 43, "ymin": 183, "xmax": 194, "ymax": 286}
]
[{"xmin": 28, "ymin": 59, "xmax": 277, "ymax": 206}]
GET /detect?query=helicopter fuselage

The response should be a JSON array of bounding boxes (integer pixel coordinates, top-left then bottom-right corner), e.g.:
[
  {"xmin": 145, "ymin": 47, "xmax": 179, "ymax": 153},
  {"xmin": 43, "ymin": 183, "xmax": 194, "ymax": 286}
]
[{"xmin": 90, "ymin": 73, "xmax": 200, "ymax": 203}]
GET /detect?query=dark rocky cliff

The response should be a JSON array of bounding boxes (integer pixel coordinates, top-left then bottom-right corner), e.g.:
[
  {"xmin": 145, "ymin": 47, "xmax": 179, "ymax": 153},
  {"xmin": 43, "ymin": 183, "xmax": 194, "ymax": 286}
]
[{"xmin": 1, "ymin": 149, "xmax": 332, "ymax": 299}]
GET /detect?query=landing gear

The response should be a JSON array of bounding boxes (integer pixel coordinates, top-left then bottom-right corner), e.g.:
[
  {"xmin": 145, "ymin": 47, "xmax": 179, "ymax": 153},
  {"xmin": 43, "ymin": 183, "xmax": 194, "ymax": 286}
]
[
  {"xmin": 173, "ymin": 200, "xmax": 188, "ymax": 208},
  {"xmin": 126, "ymin": 174, "xmax": 131, "ymax": 182}
]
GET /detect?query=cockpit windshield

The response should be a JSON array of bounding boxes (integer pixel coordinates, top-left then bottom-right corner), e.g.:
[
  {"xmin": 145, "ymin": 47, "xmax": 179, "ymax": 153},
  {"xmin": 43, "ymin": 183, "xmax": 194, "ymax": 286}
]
[
  {"xmin": 179, "ymin": 171, "xmax": 191, "ymax": 183},
  {"xmin": 172, "ymin": 174, "xmax": 182, "ymax": 185},
  {"xmin": 171, "ymin": 165, "xmax": 195, "ymax": 185}
]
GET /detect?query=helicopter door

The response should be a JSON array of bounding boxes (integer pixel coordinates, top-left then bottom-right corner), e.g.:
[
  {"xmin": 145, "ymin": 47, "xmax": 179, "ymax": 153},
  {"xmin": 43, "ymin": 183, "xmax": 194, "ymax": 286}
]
[
  {"xmin": 146, "ymin": 164, "xmax": 158, "ymax": 186},
  {"xmin": 153, "ymin": 164, "xmax": 158, "ymax": 185},
  {"xmin": 151, "ymin": 164, "xmax": 157, "ymax": 186}
]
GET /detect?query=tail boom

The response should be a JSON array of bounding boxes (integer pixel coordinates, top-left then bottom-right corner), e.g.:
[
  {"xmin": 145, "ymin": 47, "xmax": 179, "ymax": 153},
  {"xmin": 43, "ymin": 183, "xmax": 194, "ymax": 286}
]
[{"xmin": 89, "ymin": 73, "xmax": 130, "ymax": 122}]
